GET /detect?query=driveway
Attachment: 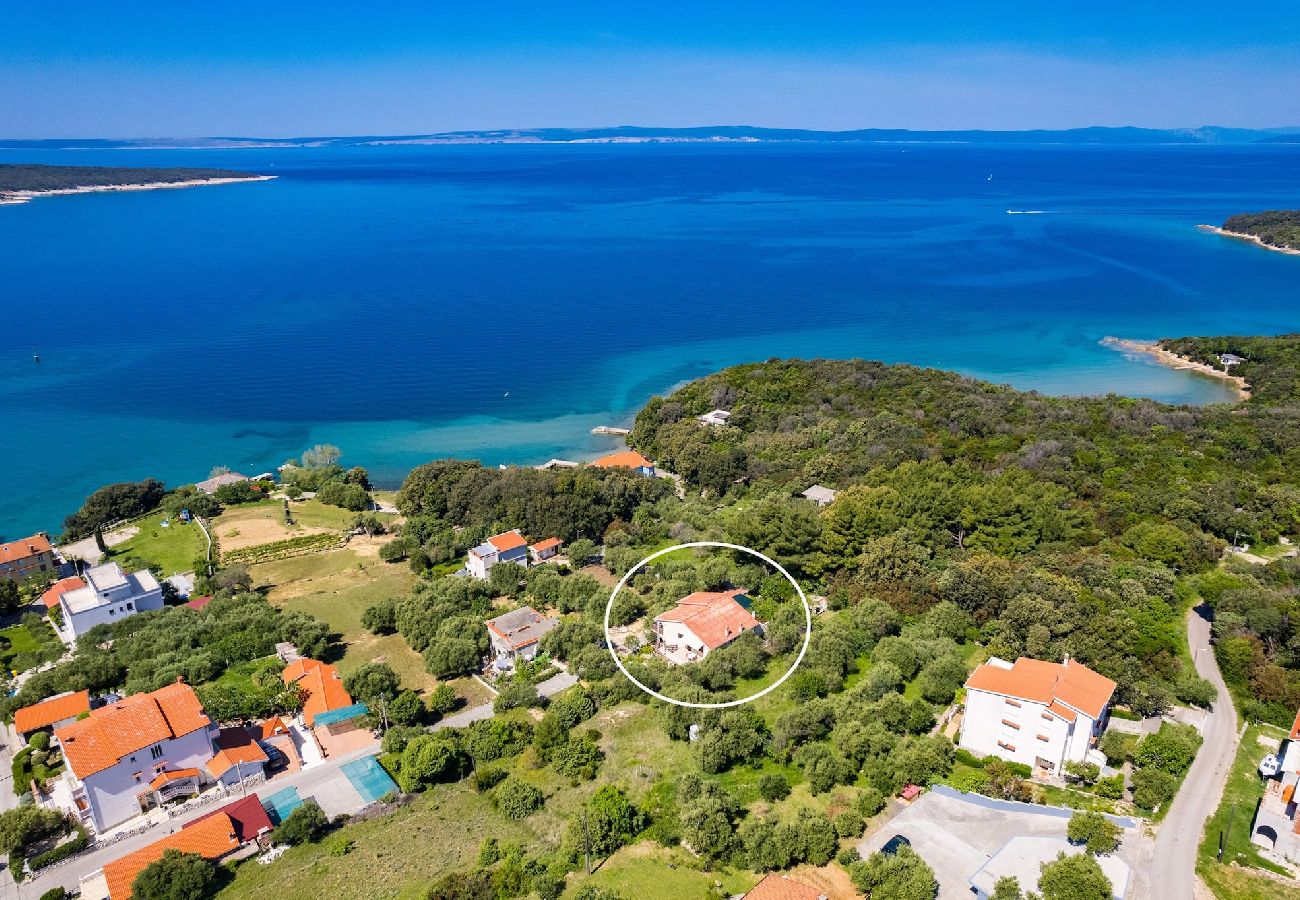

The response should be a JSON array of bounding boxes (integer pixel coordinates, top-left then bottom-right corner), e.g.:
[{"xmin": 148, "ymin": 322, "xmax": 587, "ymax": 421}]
[
  {"xmin": 1151, "ymin": 605, "xmax": 1239, "ymax": 899},
  {"xmin": 431, "ymin": 671, "xmax": 578, "ymax": 732}
]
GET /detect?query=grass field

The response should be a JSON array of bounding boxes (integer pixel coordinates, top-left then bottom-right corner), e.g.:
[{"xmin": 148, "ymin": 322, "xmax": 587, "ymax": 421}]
[
  {"xmin": 1196, "ymin": 721, "xmax": 1300, "ymax": 898},
  {"xmin": 249, "ymin": 545, "xmax": 491, "ymax": 707},
  {"xmin": 109, "ymin": 513, "xmax": 206, "ymax": 575},
  {"xmin": 0, "ymin": 623, "xmax": 42, "ymax": 669}
]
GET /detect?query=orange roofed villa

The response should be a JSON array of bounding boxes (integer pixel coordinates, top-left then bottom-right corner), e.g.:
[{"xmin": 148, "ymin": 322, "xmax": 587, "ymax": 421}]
[
  {"xmin": 0, "ymin": 532, "xmax": 56, "ymax": 583},
  {"xmin": 653, "ymin": 589, "xmax": 764, "ymax": 664},
  {"xmin": 591, "ymin": 449, "xmax": 656, "ymax": 477},
  {"xmin": 959, "ymin": 655, "xmax": 1116, "ymax": 776}
]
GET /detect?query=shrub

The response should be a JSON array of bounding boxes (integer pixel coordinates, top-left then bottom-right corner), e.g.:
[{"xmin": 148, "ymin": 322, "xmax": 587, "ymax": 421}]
[
  {"xmin": 272, "ymin": 800, "xmax": 328, "ymax": 845},
  {"xmin": 758, "ymin": 773, "xmax": 790, "ymax": 802},
  {"xmin": 1067, "ymin": 811, "xmax": 1121, "ymax": 855},
  {"xmin": 1131, "ymin": 767, "xmax": 1178, "ymax": 811},
  {"xmin": 834, "ymin": 809, "xmax": 865, "ymax": 839},
  {"xmin": 28, "ymin": 824, "xmax": 88, "ymax": 871},
  {"xmin": 1064, "ymin": 761, "xmax": 1100, "ymax": 785},
  {"xmin": 494, "ymin": 777, "xmax": 544, "ymax": 820},
  {"xmin": 471, "ymin": 767, "xmax": 507, "ymax": 793},
  {"xmin": 27, "ymin": 732, "xmax": 50, "ymax": 752},
  {"xmin": 323, "ymin": 833, "xmax": 355, "ymax": 856},
  {"xmin": 131, "ymin": 849, "xmax": 217, "ymax": 900},
  {"xmin": 1095, "ymin": 775, "xmax": 1125, "ymax": 800}
]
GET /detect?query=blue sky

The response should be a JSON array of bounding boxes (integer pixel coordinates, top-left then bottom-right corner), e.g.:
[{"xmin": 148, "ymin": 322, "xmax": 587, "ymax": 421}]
[{"xmin": 4, "ymin": 1, "xmax": 1299, "ymax": 137}]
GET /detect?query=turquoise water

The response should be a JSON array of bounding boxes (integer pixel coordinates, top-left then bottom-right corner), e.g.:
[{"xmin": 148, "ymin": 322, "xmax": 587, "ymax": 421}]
[
  {"xmin": 2, "ymin": 143, "xmax": 1298, "ymax": 538},
  {"xmin": 341, "ymin": 755, "xmax": 399, "ymax": 804},
  {"xmin": 262, "ymin": 786, "xmax": 303, "ymax": 824}
]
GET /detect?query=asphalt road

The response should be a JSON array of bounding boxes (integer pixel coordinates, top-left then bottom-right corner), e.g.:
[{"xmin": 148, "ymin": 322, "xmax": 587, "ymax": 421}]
[{"xmin": 1151, "ymin": 606, "xmax": 1239, "ymax": 899}]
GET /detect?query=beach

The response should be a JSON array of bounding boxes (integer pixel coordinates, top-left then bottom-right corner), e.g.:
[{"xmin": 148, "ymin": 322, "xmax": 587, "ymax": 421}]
[
  {"xmin": 0, "ymin": 174, "xmax": 276, "ymax": 206},
  {"xmin": 1198, "ymin": 223, "xmax": 1300, "ymax": 257},
  {"xmin": 1101, "ymin": 337, "xmax": 1251, "ymax": 400}
]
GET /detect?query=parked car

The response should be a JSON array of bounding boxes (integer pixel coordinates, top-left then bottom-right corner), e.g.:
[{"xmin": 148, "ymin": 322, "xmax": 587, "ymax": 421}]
[{"xmin": 881, "ymin": 834, "xmax": 911, "ymax": 856}]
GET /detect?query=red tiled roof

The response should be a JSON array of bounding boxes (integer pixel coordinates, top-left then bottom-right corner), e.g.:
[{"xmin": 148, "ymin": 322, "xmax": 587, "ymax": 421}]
[
  {"xmin": 205, "ymin": 728, "xmax": 269, "ymax": 779},
  {"xmin": 655, "ymin": 589, "xmax": 762, "ymax": 650},
  {"xmin": 965, "ymin": 657, "xmax": 1116, "ymax": 720},
  {"xmin": 591, "ymin": 450, "xmax": 653, "ymax": 470},
  {"xmin": 185, "ymin": 595, "xmax": 214, "ymax": 610},
  {"xmin": 41, "ymin": 575, "xmax": 85, "ymax": 610},
  {"xmin": 187, "ymin": 794, "xmax": 273, "ymax": 843},
  {"xmin": 743, "ymin": 873, "xmax": 826, "ymax": 900},
  {"xmin": 0, "ymin": 533, "xmax": 52, "ymax": 564},
  {"xmin": 530, "ymin": 537, "xmax": 563, "ymax": 553},
  {"xmin": 282, "ymin": 658, "xmax": 353, "ymax": 727},
  {"xmin": 148, "ymin": 767, "xmax": 201, "ymax": 790},
  {"xmin": 56, "ymin": 681, "xmax": 212, "ymax": 779},
  {"xmin": 14, "ymin": 689, "xmax": 90, "ymax": 734},
  {"xmin": 259, "ymin": 715, "xmax": 288, "ymax": 739},
  {"xmin": 103, "ymin": 812, "xmax": 240, "ymax": 899},
  {"xmin": 1290, "ymin": 707, "xmax": 1300, "ymax": 741},
  {"xmin": 487, "ymin": 530, "xmax": 527, "ymax": 552}
]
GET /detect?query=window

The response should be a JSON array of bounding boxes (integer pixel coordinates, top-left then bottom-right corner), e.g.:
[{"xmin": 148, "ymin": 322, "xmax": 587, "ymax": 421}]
[
  {"xmin": 133, "ymin": 772, "xmax": 142, "ymax": 782},
  {"xmin": 109, "ymin": 608, "xmax": 115, "ymax": 615},
  {"xmin": 1037, "ymin": 734, "xmax": 1050, "ymax": 742},
  {"xmin": 126, "ymin": 602, "xmax": 134, "ymax": 610},
  {"xmin": 1041, "ymin": 712, "xmax": 1053, "ymax": 721},
  {"xmin": 1005, "ymin": 699, "xmax": 1021, "ymax": 708},
  {"xmin": 150, "ymin": 745, "xmax": 164, "ymax": 760},
  {"xmin": 997, "ymin": 740, "xmax": 1016, "ymax": 752},
  {"xmin": 1001, "ymin": 719, "xmax": 1021, "ymax": 730}
]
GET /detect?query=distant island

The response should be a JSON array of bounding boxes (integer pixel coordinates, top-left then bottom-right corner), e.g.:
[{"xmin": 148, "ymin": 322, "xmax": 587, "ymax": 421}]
[
  {"xmin": 1201, "ymin": 210, "xmax": 1300, "ymax": 255},
  {"xmin": 0, "ymin": 164, "xmax": 274, "ymax": 205},
  {"xmin": 3, "ymin": 123, "xmax": 1300, "ymax": 150}
]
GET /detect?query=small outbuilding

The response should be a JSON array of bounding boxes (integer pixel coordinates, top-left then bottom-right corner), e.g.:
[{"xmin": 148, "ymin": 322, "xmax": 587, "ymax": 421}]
[{"xmin": 801, "ymin": 485, "xmax": 838, "ymax": 507}]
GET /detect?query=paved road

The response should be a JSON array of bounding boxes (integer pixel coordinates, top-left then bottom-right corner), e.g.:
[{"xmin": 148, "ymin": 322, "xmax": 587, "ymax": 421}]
[
  {"xmin": 432, "ymin": 671, "xmax": 579, "ymax": 732},
  {"xmin": 3, "ymin": 742, "xmax": 381, "ymax": 899},
  {"xmin": 1151, "ymin": 606, "xmax": 1239, "ymax": 899}
]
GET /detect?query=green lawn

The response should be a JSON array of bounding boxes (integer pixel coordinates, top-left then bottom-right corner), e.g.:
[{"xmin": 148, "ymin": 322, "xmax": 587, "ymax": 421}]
[
  {"xmin": 0, "ymin": 624, "xmax": 42, "ymax": 669},
  {"xmin": 1197, "ymin": 722, "xmax": 1300, "ymax": 898},
  {"xmin": 562, "ymin": 843, "xmax": 757, "ymax": 899},
  {"xmin": 110, "ymin": 513, "xmax": 206, "ymax": 576}
]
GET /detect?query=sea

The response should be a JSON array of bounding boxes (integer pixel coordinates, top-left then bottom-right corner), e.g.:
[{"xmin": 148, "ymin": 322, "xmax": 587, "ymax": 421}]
[{"xmin": 2, "ymin": 142, "xmax": 1298, "ymax": 539}]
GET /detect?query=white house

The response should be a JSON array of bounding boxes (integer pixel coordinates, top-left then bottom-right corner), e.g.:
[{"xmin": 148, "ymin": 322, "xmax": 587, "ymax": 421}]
[
  {"xmin": 698, "ymin": 409, "xmax": 732, "ymax": 426},
  {"xmin": 960, "ymin": 656, "xmax": 1115, "ymax": 775},
  {"xmin": 529, "ymin": 537, "xmax": 564, "ymax": 564},
  {"xmin": 466, "ymin": 529, "xmax": 530, "ymax": 580},
  {"xmin": 653, "ymin": 589, "xmax": 764, "ymax": 665},
  {"xmin": 486, "ymin": 606, "xmax": 558, "ymax": 664},
  {"xmin": 801, "ymin": 485, "xmax": 838, "ymax": 507},
  {"xmin": 54, "ymin": 681, "xmax": 219, "ymax": 832},
  {"xmin": 55, "ymin": 562, "xmax": 165, "ymax": 643},
  {"xmin": 1250, "ymin": 706, "xmax": 1300, "ymax": 862}
]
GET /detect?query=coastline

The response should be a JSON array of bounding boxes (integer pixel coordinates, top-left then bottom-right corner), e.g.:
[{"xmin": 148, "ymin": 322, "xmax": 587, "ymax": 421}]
[
  {"xmin": 0, "ymin": 174, "xmax": 276, "ymax": 206},
  {"xmin": 1197, "ymin": 223, "xmax": 1300, "ymax": 257},
  {"xmin": 1101, "ymin": 337, "xmax": 1250, "ymax": 400}
]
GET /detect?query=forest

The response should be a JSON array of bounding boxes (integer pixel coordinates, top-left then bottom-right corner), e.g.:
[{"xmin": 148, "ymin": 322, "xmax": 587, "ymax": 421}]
[
  {"xmin": 0, "ymin": 164, "xmax": 261, "ymax": 193},
  {"xmin": 1222, "ymin": 210, "xmax": 1300, "ymax": 252}
]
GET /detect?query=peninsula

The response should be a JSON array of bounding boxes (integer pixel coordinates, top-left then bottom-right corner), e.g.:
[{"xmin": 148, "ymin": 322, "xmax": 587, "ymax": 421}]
[
  {"xmin": 0, "ymin": 164, "xmax": 274, "ymax": 205},
  {"xmin": 1199, "ymin": 210, "xmax": 1300, "ymax": 255}
]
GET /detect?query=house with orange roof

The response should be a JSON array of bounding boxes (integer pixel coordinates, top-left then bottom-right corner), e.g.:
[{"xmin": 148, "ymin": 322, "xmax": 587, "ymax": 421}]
[
  {"xmin": 742, "ymin": 873, "xmax": 827, "ymax": 900},
  {"xmin": 466, "ymin": 528, "xmax": 530, "ymax": 580},
  {"xmin": 653, "ymin": 588, "xmax": 764, "ymax": 664},
  {"xmin": 82, "ymin": 810, "xmax": 243, "ymax": 900},
  {"xmin": 14, "ymin": 689, "xmax": 90, "ymax": 741},
  {"xmin": 1249, "ymin": 705, "xmax": 1300, "ymax": 862},
  {"xmin": 528, "ymin": 536, "xmax": 564, "ymax": 564},
  {"xmin": 41, "ymin": 574, "xmax": 86, "ymax": 610},
  {"xmin": 205, "ymin": 727, "xmax": 269, "ymax": 787},
  {"xmin": 53, "ymin": 680, "xmax": 219, "ymax": 832},
  {"xmin": 960, "ymin": 655, "xmax": 1116, "ymax": 775},
  {"xmin": 0, "ymin": 532, "xmax": 56, "ymax": 583},
  {"xmin": 282, "ymin": 657, "xmax": 356, "ymax": 728},
  {"xmin": 591, "ymin": 450, "xmax": 656, "ymax": 477}
]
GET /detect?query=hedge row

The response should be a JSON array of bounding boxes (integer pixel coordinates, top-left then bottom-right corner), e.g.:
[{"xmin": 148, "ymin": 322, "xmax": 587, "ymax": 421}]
[{"xmin": 222, "ymin": 532, "xmax": 341, "ymax": 565}]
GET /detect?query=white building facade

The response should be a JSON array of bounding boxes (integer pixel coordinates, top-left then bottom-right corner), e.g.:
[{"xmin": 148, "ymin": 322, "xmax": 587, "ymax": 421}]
[
  {"xmin": 466, "ymin": 529, "xmax": 529, "ymax": 580},
  {"xmin": 54, "ymin": 682, "xmax": 217, "ymax": 832},
  {"xmin": 56, "ymin": 562, "xmax": 165, "ymax": 642},
  {"xmin": 960, "ymin": 656, "xmax": 1115, "ymax": 775}
]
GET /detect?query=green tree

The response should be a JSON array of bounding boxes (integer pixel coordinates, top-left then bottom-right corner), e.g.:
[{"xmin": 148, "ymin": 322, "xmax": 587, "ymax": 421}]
[
  {"xmin": 1067, "ymin": 811, "xmax": 1121, "ymax": 855},
  {"xmin": 493, "ymin": 777, "xmax": 544, "ymax": 819},
  {"xmin": 0, "ymin": 805, "xmax": 67, "ymax": 855},
  {"xmin": 399, "ymin": 733, "xmax": 464, "ymax": 791},
  {"xmin": 570, "ymin": 786, "xmax": 644, "ymax": 859},
  {"xmin": 990, "ymin": 876, "xmax": 1022, "ymax": 900},
  {"xmin": 1036, "ymin": 851, "xmax": 1113, "ymax": 900},
  {"xmin": 131, "ymin": 849, "xmax": 217, "ymax": 900},
  {"xmin": 849, "ymin": 846, "xmax": 938, "ymax": 899},
  {"xmin": 343, "ymin": 662, "xmax": 401, "ymax": 705},
  {"xmin": 386, "ymin": 689, "xmax": 424, "ymax": 726},
  {"xmin": 272, "ymin": 799, "xmax": 328, "ymax": 846}
]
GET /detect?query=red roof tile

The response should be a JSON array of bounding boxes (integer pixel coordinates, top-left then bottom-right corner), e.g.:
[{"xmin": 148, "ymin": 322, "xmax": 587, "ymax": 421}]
[
  {"xmin": 0, "ymin": 533, "xmax": 52, "ymax": 564},
  {"xmin": 487, "ymin": 530, "xmax": 527, "ymax": 552},
  {"xmin": 1290, "ymin": 707, "xmax": 1300, "ymax": 741},
  {"xmin": 103, "ymin": 812, "xmax": 240, "ymax": 899},
  {"xmin": 282, "ymin": 658, "xmax": 353, "ymax": 727},
  {"xmin": 41, "ymin": 575, "xmax": 85, "ymax": 609},
  {"xmin": 591, "ymin": 450, "xmax": 653, "ymax": 470},
  {"xmin": 743, "ymin": 874, "xmax": 826, "ymax": 900},
  {"xmin": 965, "ymin": 657, "xmax": 1116, "ymax": 720},
  {"xmin": 56, "ymin": 681, "xmax": 212, "ymax": 779},
  {"xmin": 187, "ymin": 794, "xmax": 273, "ymax": 843},
  {"xmin": 529, "ymin": 537, "xmax": 564, "ymax": 553},
  {"xmin": 148, "ymin": 767, "xmax": 201, "ymax": 790},
  {"xmin": 205, "ymin": 728, "xmax": 269, "ymax": 779},
  {"xmin": 655, "ymin": 589, "xmax": 762, "ymax": 650},
  {"xmin": 14, "ymin": 689, "xmax": 90, "ymax": 734},
  {"xmin": 185, "ymin": 595, "xmax": 214, "ymax": 610}
]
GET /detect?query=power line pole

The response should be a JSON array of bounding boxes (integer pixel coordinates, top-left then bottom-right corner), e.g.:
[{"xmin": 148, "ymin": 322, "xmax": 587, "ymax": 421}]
[{"xmin": 583, "ymin": 807, "xmax": 591, "ymax": 874}]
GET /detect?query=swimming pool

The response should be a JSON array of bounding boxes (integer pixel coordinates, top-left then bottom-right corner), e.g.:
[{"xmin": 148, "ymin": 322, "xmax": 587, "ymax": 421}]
[{"xmin": 263, "ymin": 786, "xmax": 304, "ymax": 824}]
